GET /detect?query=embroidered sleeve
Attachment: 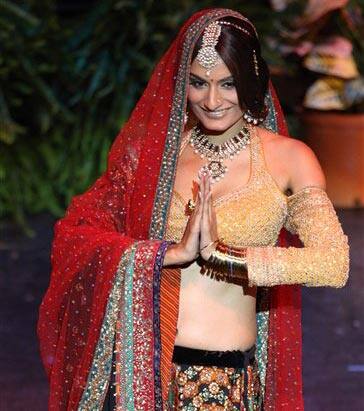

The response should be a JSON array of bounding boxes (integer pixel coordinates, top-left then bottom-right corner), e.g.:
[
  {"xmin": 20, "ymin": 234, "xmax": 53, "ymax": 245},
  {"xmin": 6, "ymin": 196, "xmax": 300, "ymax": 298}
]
[{"xmin": 246, "ymin": 187, "xmax": 349, "ymax": 288}]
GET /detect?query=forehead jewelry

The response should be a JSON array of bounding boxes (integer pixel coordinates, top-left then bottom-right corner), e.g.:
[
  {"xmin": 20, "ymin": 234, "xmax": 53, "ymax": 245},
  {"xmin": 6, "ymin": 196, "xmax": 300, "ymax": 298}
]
[
  {"xmin": 218, "ymin": 20, "xmax": 254, "ymax": 38},
  {"xmin": 196, "ymin": 20, "xmax": 259, "ymax": 77},
  {"xmin": 196, "ymin": 21, "xmax": 222, "ymax": 76}
]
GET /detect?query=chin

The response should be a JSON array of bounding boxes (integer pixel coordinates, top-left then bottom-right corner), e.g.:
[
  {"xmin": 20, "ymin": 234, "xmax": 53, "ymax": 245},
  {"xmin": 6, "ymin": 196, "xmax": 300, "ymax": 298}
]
[{"xmin": 198, "ymin": 116, "xmax": 240, "ymax": 133}]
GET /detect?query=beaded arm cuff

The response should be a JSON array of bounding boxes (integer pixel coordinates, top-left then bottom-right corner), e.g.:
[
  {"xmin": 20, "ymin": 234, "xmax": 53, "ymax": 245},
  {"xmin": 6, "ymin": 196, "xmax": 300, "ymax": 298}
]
[{"xmin": 246, "ymin": 187, "xmax": 350, "ymax": 288}]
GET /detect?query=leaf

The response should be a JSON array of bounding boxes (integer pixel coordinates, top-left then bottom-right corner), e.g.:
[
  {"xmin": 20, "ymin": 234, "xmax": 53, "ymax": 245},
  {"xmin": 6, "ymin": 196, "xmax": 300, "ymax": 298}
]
[
  {"xmin": 0, "ymin": 1, "xmax": 40, "ymax": 26},
  {"xmin": 85, "ymin": 50, "xmax": 110, "ymax": 100}
]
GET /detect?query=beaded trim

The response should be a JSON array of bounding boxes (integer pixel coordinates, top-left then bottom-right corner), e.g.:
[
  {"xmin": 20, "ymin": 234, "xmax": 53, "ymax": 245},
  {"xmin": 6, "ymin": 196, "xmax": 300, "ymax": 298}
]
[{"xmin": 219, "ymin": 20, "xmax": 255, "ymax": 37}]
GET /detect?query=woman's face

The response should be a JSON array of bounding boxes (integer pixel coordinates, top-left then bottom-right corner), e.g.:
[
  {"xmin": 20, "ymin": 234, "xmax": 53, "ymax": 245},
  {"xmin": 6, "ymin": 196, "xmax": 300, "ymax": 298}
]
[{"xmin": 187, "ymin": 57, "xmax": 243, "ymax": 133}]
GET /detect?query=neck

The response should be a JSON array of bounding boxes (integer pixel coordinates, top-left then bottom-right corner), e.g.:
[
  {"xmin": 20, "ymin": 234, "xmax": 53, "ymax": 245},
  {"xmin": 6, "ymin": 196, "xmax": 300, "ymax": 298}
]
[{"xmin": 200, "ymin": 117, "xmax": 247, "ymax": 145}]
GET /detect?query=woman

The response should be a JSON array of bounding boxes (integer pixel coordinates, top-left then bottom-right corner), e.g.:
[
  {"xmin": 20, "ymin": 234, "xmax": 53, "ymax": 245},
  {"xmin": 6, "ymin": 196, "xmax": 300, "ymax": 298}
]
[{"xmin": 38, "ymin": 8, "xmax": 349, "ymax": 410}]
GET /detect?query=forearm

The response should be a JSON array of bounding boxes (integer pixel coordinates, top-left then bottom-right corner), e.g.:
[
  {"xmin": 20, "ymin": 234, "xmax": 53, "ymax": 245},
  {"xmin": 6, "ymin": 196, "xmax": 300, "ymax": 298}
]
[
  {"xmin": 246, "ymin": 242, "xmax": 349, "ymax": 288},
  {"xmin": 201, "ymin": 241, "xmax": 348, "ymax": 288},
  {"xmin": 162, "ymin": 243, "xmax": 181, "ymax": 266},
  {"xmin": 246, "ymin": 186, "xmax": 349, "ymax": 288},
  {"xmin": 202, "ymin": 187, "xmax": 350, "ymax": 288},
  {"xmin": 162, "ymin": 242, "xmax": 198, "ymax": 267}
]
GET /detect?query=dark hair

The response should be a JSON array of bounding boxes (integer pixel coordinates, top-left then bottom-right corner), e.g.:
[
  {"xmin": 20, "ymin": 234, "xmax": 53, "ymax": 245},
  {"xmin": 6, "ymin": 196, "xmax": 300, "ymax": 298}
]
[{"xmin": 192, "ymin": 17, "xmax": 269, "ymax": 119}]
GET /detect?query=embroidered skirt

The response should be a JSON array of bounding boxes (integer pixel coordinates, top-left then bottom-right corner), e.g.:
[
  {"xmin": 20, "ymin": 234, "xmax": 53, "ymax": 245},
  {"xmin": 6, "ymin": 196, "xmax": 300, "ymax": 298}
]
[{"xmin": 169, "ymin": 345, "xmax": 261, "ymax": 410}]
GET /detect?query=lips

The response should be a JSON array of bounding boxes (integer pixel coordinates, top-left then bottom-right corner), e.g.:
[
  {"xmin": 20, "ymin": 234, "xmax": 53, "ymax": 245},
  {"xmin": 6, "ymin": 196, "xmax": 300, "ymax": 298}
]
[{"xmin": 201, "ymin": 107, "xmax": 232, "ymax": 119}]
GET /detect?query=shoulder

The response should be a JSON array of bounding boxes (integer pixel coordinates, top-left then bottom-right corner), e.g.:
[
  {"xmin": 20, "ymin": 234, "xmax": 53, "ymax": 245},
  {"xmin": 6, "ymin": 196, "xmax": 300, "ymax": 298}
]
[{"xmin": 257, "ymin": 127, "xmax": 326, "ymax": 193}]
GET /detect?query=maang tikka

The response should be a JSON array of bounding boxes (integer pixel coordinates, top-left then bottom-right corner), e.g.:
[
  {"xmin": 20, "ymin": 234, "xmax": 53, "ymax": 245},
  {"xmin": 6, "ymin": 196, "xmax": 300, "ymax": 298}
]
[
  {"xmin": 196, "ymin": 21, "xmax": 223, "ymax": 76},
  {"xmin": 196, "ymin": 20, "xmax": 258, "ymax": 78}
]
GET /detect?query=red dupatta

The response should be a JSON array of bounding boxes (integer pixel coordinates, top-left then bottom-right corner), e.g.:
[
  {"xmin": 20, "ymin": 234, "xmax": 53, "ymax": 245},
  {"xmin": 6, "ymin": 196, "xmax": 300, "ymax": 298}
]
[{"xmin": 38, "ymin": 8, "xmax": 303, "ymax": 410}]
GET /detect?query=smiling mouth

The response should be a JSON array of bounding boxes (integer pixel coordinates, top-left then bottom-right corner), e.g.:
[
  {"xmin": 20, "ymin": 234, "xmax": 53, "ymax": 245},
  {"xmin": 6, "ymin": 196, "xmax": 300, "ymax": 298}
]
[
  {"xmin": 202, "ymin": 107, "xmax": 232, "ymax": 112},
  {"xmin": 201, "ymin": 107, "xmax": 232, "ymax": 117}
]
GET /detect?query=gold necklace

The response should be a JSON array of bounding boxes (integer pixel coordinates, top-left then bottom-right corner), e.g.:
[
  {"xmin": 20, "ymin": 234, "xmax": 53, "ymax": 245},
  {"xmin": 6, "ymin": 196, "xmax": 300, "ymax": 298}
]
[{"xmin": 189, "ymin": 123, "xmax": 251, "ymax": 183}]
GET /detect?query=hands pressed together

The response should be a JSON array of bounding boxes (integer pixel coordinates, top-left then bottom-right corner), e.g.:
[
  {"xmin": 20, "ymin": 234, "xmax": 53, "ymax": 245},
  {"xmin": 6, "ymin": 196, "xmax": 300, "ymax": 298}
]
[{"xmin": 163, "ymin": 171, "xmax": 219, "ymax": 266}]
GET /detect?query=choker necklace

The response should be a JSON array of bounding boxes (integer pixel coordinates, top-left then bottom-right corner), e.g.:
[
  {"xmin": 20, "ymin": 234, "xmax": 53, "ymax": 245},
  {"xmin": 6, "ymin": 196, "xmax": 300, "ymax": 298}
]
[{"xmin": 189, "ymin": 123, "xmax": 251, "ymax": 183}]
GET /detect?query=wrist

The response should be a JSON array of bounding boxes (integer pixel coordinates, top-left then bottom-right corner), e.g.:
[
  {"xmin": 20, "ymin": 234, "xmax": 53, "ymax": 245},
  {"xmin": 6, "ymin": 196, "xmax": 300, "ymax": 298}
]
[
  {"xmin": 162, "ymin": 243, "xmax": 179, "ymax": 266},
  {"xmin": 162, "ymin": 242, "xmax": 195, "ymax": 266},
  {"xmin": 200, "ymin": 239, "xmax": 219, "ymax": 260}
]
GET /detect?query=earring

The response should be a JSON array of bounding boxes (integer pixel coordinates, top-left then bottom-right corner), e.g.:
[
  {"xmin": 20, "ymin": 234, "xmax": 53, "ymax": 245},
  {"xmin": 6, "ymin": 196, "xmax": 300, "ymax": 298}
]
[
  {"xmin": 184, "ymin": 111, "xmax": 189, "ymax": 126},
  {"xmin": 252, "ymin": 49, "xmax": 259, "ymax": 77},
  {"xmin": 243, "ymin": 110, "xmax": 264, "ymax": 125}
]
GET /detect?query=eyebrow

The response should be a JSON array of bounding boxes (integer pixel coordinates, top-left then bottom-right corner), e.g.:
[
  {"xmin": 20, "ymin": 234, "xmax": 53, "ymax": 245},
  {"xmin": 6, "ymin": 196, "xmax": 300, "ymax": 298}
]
[{"xmin": 189, "ymin": 73, "xmax": 234, "ymax": 83}]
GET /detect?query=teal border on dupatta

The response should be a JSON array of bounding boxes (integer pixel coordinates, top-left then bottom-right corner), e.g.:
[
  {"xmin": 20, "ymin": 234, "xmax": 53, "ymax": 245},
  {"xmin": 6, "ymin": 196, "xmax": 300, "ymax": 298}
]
[
  {"xmin": 123, "ymin": 247, "xmax": 136, "ymax": 409},
  {"xmin": 78, "ymin": 241, "xmax": 161, "ymax": 410},
  {"xmin": 78, "ymin": 245, "xmax": 136, "ymax": 410}
]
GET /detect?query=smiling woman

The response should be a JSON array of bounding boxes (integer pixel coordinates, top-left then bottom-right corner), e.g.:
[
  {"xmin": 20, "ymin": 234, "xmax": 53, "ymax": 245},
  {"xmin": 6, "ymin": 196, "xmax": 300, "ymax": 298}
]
[
  {"xmin": 188, "ymin": 61, "xmax": 243, "ymax": 131},
  {"xmin": 187, "ymin": 15, "xmax": 269, "ymax": 134},
  {"xmin": 38, "ymin": 8, "xmax": 349, "ymax": 411}
]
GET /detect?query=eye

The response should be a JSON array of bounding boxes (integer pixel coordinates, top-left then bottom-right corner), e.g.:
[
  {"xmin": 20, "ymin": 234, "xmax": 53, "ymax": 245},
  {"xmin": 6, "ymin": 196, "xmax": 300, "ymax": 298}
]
[
  {"xmin": 221, "ymin": 80, "xmax": 235, "ymax": 89},
  {"xmin": 189, "ymin": 78, "xmax": 206, "ymax": 89}
]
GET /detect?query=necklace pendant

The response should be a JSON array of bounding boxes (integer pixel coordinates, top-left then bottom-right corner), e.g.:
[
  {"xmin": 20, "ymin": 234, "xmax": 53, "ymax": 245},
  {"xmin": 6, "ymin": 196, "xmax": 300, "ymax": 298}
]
[
  {"xmin": 201, "ymin": 161, "xmax": 227, "ymax": 183},
  {"xmin": 189, "ymin": 123, "xmax": 251, "ymax": 183}
]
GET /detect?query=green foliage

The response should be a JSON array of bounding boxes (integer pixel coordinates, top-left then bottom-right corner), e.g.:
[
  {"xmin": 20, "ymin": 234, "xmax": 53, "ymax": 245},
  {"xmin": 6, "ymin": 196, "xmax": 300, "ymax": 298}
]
[{"xmin": 0, "ymin": 0, "xmax": 294, "ymax": 229}]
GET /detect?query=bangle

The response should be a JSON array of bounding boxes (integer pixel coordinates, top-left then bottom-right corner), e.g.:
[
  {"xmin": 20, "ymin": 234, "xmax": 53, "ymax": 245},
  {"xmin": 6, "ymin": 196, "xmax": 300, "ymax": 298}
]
[{"xmin": 202, "ymin": 240, "xmax": 248, "ymax": 282}]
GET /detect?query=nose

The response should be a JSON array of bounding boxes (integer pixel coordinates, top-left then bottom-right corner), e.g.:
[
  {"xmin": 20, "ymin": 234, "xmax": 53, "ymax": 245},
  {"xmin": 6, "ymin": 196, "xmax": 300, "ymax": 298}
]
[{"xmin": 204, "ymin": 85, "xmax": 222, "ymax": 111}]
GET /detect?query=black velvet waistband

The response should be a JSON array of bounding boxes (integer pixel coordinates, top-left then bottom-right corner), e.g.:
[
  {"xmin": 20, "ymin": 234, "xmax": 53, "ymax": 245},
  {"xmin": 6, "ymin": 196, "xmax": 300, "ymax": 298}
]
[{"xmin": 172, "ymin": 345, "xmax": 256, "ymax": 368}]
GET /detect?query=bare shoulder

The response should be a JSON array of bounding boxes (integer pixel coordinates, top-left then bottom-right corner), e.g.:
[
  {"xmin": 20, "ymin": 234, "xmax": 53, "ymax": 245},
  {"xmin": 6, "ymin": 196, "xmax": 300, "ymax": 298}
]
[{"xmin": 257, "ymin": 127, "xmax": 326, "ymax": 193}]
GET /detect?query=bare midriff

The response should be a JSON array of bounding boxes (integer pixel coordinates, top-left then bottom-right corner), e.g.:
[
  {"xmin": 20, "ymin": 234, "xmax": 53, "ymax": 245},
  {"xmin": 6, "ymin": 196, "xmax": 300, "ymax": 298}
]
[{"xmin": 174, "ymin": 260, "xmax": 257, "ymax": 351}]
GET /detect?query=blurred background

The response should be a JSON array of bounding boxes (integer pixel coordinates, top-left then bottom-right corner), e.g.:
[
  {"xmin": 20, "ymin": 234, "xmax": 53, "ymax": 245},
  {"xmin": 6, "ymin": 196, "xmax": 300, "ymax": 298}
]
[{"xmin": 0, "ymin": 0, "xmax": 363, "ymax": 409}]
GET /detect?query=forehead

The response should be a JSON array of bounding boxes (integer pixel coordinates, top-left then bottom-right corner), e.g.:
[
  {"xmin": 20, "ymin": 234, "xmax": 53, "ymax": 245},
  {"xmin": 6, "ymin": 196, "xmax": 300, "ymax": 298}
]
[{"xmin": 190, "ymin": 57, "xmax": 232, "ymax": 81}]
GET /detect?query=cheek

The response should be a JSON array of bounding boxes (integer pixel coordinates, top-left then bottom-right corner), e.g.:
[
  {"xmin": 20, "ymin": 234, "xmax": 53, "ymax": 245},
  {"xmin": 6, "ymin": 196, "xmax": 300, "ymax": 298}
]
[
  {"xmin": 225, "ymin": 89, "xmax": 240, "ymax": 105},
  {"xmin": 187, "ymin": 86, "xmax": 204, "ymax": 105}
]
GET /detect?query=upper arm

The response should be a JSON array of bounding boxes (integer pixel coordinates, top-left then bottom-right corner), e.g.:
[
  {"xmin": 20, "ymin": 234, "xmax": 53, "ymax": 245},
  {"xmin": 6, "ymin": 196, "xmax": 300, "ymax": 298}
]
[{"xmin": 285, "ymin": 138, "xmax": 326, "ymax": 194}]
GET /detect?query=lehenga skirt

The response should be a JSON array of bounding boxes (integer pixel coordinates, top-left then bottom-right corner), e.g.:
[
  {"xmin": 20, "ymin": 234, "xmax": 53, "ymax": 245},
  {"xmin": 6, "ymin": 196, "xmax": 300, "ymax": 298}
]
[{"xmin": 168, "ymin": 345, "xmax": 261, "ymax": 410}]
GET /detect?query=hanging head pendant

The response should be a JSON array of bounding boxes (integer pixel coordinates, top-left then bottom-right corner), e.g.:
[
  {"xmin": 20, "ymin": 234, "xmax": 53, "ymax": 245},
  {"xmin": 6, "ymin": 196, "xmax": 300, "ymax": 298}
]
[
  {"xmin": 196, "ymin": 21, "xmax": 223, "ymax": 76},
  {"xmin": 196, "ymin": 20, "xmax": 258, "ymax": 78}
]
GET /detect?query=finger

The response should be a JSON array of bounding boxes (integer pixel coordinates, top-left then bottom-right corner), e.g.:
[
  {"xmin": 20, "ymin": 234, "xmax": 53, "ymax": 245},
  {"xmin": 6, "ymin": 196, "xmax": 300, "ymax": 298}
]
[
  {"xmin": 210, "ymin": 201, "xmax": 218, "ymax": 237},
  {"xmin": 204, "ymin": 172, "xmax": 210, "ymax": 200},
  {"xmin": 201, "ymin": 184, "xmax": 210, "ymax": 231},
  {"xmin": 195, "ymin": 191, "xmax": 202, "ymax": 213},
  {"xmin": 186, "ymin": 186, "xmax": 202, "ymax": 224},
  {"xmin": 208, "ymin": 191, "xmax": 213, "ymax": 221},
  {"xmin": 196, "ymin": 189, "xmax": 204, "ymax": 216},
  {"xmin": 189, "ymin": 192, "xmax": 200, "ymax": 220},
  {"xmin": 197, "ymin": 170, "xmax": 203, "ymax": 200},
  {"xmin": 198, "ymin": 177, "xmax": 204, "ymax": 215},
  {"xmin": 201, "ymin": 170, "xmax": 207, "ymax": 199},
  {"xmin": 204, "ymin": 173, "xmax": 211, "ymax": 210},
  {"xmin": 188, "ymin": 198, "xmax": 202, "ymax": 233}
]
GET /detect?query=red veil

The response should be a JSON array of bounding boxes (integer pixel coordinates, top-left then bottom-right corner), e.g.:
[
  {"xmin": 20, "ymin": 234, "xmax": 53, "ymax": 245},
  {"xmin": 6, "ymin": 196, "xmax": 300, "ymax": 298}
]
[{"xmin": 38, "ymin": 8, "xmax": 303, "ymax": 410}]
